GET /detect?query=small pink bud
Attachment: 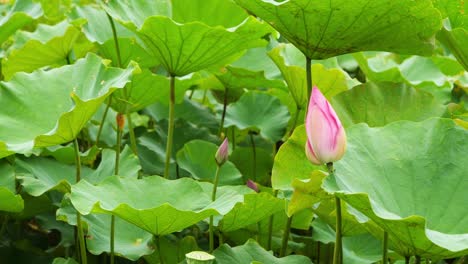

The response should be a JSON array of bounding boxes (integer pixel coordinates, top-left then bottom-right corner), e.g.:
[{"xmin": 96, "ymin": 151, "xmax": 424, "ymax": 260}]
[
  {"xmin": 246, "ymin": 180, "xmax": 259, "ymax": 192},
  {"xmin": 305, "ymin": 87, "xmax": 346, "ymax": 165},
  {"xmin": 215, "ymin": 138, "xmax": 229, "ymax": 166}
]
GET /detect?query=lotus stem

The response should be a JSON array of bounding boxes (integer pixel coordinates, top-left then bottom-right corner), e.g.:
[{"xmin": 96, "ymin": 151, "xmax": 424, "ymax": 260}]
[
  {"xmin": 288, "ymin": 106, "xmax": 301, "ymax": 137},
  {"xmin": 415, "ymin": 256, "xmax": 421, "ymax": 264},
  {"xmin": 279, "ymin": 216, "xmax": 293, "ymax": 257},
  {"xmin": 327, "ymin": 162, "xmax": 343, "ymax": 264},
  {"xmin": 219, "ymin": 87, "xmax": 229, "ymax": 136},
  {"xmin": 249, "ymin": 132, "xmax": 257, "ymax": 181},
  {"xmin": 155, "ymin": 236, "xmax": 165, "ymax": 264},
  {"xmin": 95, "ymin": 96, "xmax": 112, "ymax": 147},
  {"xmin": 73, "ymin": 138, "xmax": 87, "ymax": 264},
  {"xmin": 267, "ymin": 189, "xmax": 278, "ymax": 250},
  {"xmin": 110, "ymin": 113, "xmax": 123, "ymax": 264},
  {"xmin": 164, "ymin": 75, "xmax": 176, "ymax": 179},
  {"xmin": 405, "ymin": 256, "xmax": 410, "ymax": 264},
  {"xmin": 382, "ymin": 231, "xmax": 388, "ymax": 264},
  {"xmin": 306, "ymin": 56, "xmax": 312, "ymax": 99},
  {"xmin": 209, "ymin": 165, "xmax": 222, "ymax": 252}
]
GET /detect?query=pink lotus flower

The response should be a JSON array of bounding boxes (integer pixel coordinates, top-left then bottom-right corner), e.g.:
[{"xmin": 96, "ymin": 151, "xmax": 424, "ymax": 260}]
[
  {"xmin": 215, "ymin": 138, "xmax": 229, "ymax": 166},
  {"xmin": 305, "ymin": 87, "xmax": 346, "ymax": 165}
]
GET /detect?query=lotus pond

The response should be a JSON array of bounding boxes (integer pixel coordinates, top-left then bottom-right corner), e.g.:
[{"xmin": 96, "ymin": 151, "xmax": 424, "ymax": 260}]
[{"xmin": 0, "ymin": 0, "xmax": 467, "ymax": 264}]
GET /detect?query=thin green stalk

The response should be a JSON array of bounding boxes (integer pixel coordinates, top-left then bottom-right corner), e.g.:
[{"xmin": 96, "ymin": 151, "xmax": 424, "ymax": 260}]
[
  {"xmin": 405, "ymin": 256, "xmax": 410, "ymax": 264},
  {"xmin": 209, "ymin": 165, "xmax": 222, "ymax": 252},
  {"xmin": 219, "ymin": 87, "xmax": 229, "ymax": 136},
  {"xmin": 110, "ymin": 115, "xmax": 123, "ymax": 264},
  {"xmin": 164, "ymin": 76, "xmax": 176, "ymax": 179},
  {"xmin": 202, "ymin": 89, "xmax": 208, "ymax": 104},
  {"xmin": 267, "ymin": 189, "xmax": 278, "ymax": 250},
  {"xmin": 382, "ymin": 231, "xmax": 388, "ymax": 264},
  {"xmin": 249, "ymin": 132, "xmax": 257, "ymax": 181},
  {"xmin": 106, "ymin": 13, "xmax": 138, "ymax": 156},
  {"xmin": 95, "ymin": 96, "xmax": 112, "ymax": 147},
  {"xmin": 280, "ymin": 216, "xmax": 293, "ymax": 257},
  {"xmin": 306, "ymin": 57, "xmax": 312, "ymax": 99},
  {"xmin": 231, "ymin": 127, "xmax": 236, "ymax": 151},
  {"xmin": 328, "ymin": 162, "xmax": 342, "ymax": 264},
  {"xmin": 155, "ymin": 236, "xmax": 164, "ymax": 264},
  {"xmin": 0, "ymin": 215, "xmax": 9, "ymax": 239},
  {"xmin": 288, "ymin": 107, "xmax": 301, "ymax": 137},
  {"xmin": 73, "ymin": 138, "xmax": 87, "ymax": 264},
  {"xmin": 218, "ymin": 231, "xmax": 224, "ymax": 246},
  {"xmin": 317, "ymin": 242, "xmax": 321, "ymax": 264}
]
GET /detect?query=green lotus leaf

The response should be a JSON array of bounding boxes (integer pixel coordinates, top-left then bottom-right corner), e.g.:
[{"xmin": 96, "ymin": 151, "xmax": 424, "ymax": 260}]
[
  {"xmin": 144, "ymin": 236, "xmax": 198, "ymax": 264},
  {"xmin": 99, "ymin": 37, "xmax": 158, "ymax": 68},
  {"xmin": 0, "ymin": 53, "xmax": 133, "ymax": 158},
  {"xmin": 218, "ymin": 193, "xmax": 284, "ymax": 232},
  {"xmin": 69, "ymin": 5, "xmax": 135, "ymax": 44},
  {"xmin": 230, "ymin": 45, "xmax": 282, "ymax": 80},
  {"xmin": 230, "ymin": 146, "xmax": 273, "ymax": 185},
  {"xmin": 331, "ymin": 82, "xmax": 446, "ymax": 127},
  {"xmin": 100, "ymin": 0, "xmax": 171, "ymax": 31},
  {"xmin": 271, "ymin": 125, "xmax": 323, "ymax": 191},
  {"xmin": 36, "ymin": 0, "xmax": 71, "ymax": 23},
  {"xmin": 69, "ymin": 176, "xmax": 245, "ymax": 235},
  {"xmin": 235, "ymin": 0, "xmax": 442, "ymax": 59},
  {"xmin": 42, "ymin": 144, "xmax": 100, "ymax": 166},
  {"xmin": 0, "ymin": 0, "xmax": 42, "ymax": 45},
  {"xmin": 268, "ymin": 43, "xmax": 351, "ymax": 109},
  {"xmin": 17, "ymin": 146, "xmax": 139, "ymax": 196},
  {"xmin": 224, "ymin": 92, "xmax": 290, "ymax": 142},
  {"xmin": 136, "ymin": 16, "xmax": 271, "ymax": 76},
  {"xmin": 312, "ymin": 217, "xmax": 385, "ymax": 264},
  {"xmin": 172, "ymin": 0, "xmax": 248, "ymax": 28},
  {"xmin": 0, "ymin": 161, "xmax": 24, "ymax": 212},
  {"xmin": 2, "ymin": 20, "xmax": 93, "ymax": 80},
  {"xmin": 52, "ymin": 258, "xmax": 79, "ymax": 264},
  {"xmin": 322, "ymin": 118, "xmax": 468, "ymax": 258},
  {"xmin": 176, "ymin": 140, "xmax": 243, "ymax": 185},
  {"xmin": 354, "ymin": 53, "xmax": 466, "ymax": 88},
  {"xmin": 213, "ymin": 239, "xmax": 312, "ymax": 264},
  {"xmin": 214, "ymin": 66, "xmax": 286, "ymax": 91}
]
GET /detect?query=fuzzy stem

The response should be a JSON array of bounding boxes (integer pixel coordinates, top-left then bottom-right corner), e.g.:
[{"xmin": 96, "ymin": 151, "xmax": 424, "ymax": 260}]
[
  {"xmin": 415, "ymin": 256, "xmax": 422, "ymax": 264},
  {"xmin": 110, "ymin": 115, "xmax": 123, "ymax": 264},
  {"xmin": 249, "ymin": 132, "xmax": 257, "ymax": 181},
  {"xmin": 306, "ymin": 57, "xmax": 312, "ymax": 98},
  {"xmin": 164, "ymin": 76, "xmax": 176, "ymax": 179},
  {"xmin": 156, "ymin": 236, "xmax": 164, "ymax": 264},
  {"xmin": 288, "ymin": 107, "xmax": 301, "ymax": 137},
  {"xmin": 328, "ymin": 162, "xmax": 342, "ymax": 264},
  {"xmin": 405, "ymin": 256, "xmax": 410, "ymax": 264},
  {"xmin": 73, "ymin": 139, "xmax": 87, "ymax": 264},
  {"xmin": 95, "ymin": 96, "xmax": 112, "ymax": 147},
  {"xmin": 219, "ymin": 87, "xmax": 229, "ymax": 136},
  {"xmin": 280, "ymin": 216, "xmax": 293, "ymax": 257},
  {"xmin": 382, "ymin": 231, "xmax": 388, "ymax": 264},
  {"xmin": 209, "ymin": 165, "xmax": 222, "ymax": 252}
]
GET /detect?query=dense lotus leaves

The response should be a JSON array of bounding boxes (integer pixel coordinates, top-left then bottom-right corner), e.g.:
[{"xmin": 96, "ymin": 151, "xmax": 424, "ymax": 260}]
[
  {"xmin": 172, "ymin": 0, "xmax": 248, "ymax": 28},
  {"xmin": 57, "ymin": 198, "xmax": 153, "ymax": 260},
  {"xmin": 69, "ymin": 176, "xmax": 245, "ymax": 235},
  {"xmin": 213, "ymin": 239, "xmax": 312, "ymax": 264},
  {"xmin": 0, "ymin": 161, "xmax": 24, "ymax": 212},
  {"xmin": 36, "ymin": 0, "xmax": 71, "ymax": 23},
  {"xmin": 0, "ymin": 53, "xmax": 133, "ymax": 158},
  {"xmin": 235, "ymin": 0, "xmax": 441, "ymax": 59},
  {"xmin": 69, "ymin": 5, "xmax": 135, "ymax": 44},
  {"xmin": 2, "ymin": 20, "xmax": 93, "ymax": 80},
  {"xmin": 434, "ymin": 0, "xmax": 468, "ymax": 70},
  {"xmin": 100, "ymin": 0, "xmax": 171, "ymax": 30},
  {"xmin": 230, "ymin": 146, "xmax": 273, "ymax": 185},
  {"xmin": 17, "ymin": 146, "xmax": 139, "ymax": 196},
  {"xmin": 42, "ymin": 144, "xmax": 100, "ymax": 166},
  {"xmin": 330, "ymin": 82, "xmax": 446, "ymax": 127},
  {"xmin": 271, "ymin": 125, "xmax": 323, "ymax": 191},
  {"xmin": 0, "ymin": 0, "xmax": 42, "ymax": 45},
  {"xmin": 214, "ymin": 66, "xmax": 286, "ymax": 91},
  {"xmin": 322, "ymin": 118, "xmax": 468, "ymax": 258},
  {"xmin": 143, "ymin": 236, "xmax": 198, "ymax": 264},
  {"xmin": 218, "ymin": 193, "xmax": 284, "ymax": 232},
  {"xmin": 268, "ymin": 44, "xmax": 350, "ymax": 109},
  {"xmin": 145, "ymin": 98, "xmax": 219, "ymax": 133},
  {"xmin": 224, "ymin": 92, "xmax": 290, "ymax": 142},
  {"xmin": 312, "ymin": 218, "xmax": 384, "ymax": 264},
  {"xmin": 99, "ymin": 37, "xmax": 158, "ymax": 68},
  {"xmin": 354, "ymin": 53, "xmax": 466, "ymax": 88},
  {"xmin": 230, "ymin": 45, "xmax": 282, "ymax": 80},
  {"xmin": 137, "ymin": 119, "xmax": 218, "ymax": 176},
  {"xmin": 176, "ymin": 140, "xmax": 243, "ymax": 185},
  {"xmin": 136, "ymin": 16, "xmax": 271, "ymax": 76}
]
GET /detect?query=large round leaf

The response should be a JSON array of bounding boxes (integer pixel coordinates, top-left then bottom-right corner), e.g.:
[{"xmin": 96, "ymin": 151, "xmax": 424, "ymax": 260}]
[
  {"xmin": 0, "ymin": 53, "xmax": 133, "ymax": 157},
  {"xmin": 0, "ymin": 0, "xmax": 42, "ymax": 45},
  {"xmin": 135, "ymin": 16, "xmax": 271, "ymax": 76},
  {"xmin": 69, "ymin": 176, "xmax": 245, "ymax": 235},
  {"xmin": 235, "ymin": 0, "xmax": 442, "ymax": 59},
  {"xmin": 224, "ymin": 92, "xmax": 290, "ymax": 142},
  {"xmin": 331, "ymin": 82, "xmax": 446, "ymax": 127},
  {"xmin": 323, "ymin": 118, "xmax": 468, "ymax": 258},
  {"xmin": 176, "ymin": 140, "xmax": 243, "ymax": 185}
]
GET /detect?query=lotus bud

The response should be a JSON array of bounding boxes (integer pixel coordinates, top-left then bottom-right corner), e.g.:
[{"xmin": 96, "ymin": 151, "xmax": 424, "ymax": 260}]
[
  {"xmin": 215, "ymin": 138, "xmax": 229, "ymax": 166},
  {"xmin": 246, "ymin": 179, "xmax": 259, "ymax": 193},
  {"xmin": 305, "ymin": 87, "xmax": 346, "ymax": 165}
]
